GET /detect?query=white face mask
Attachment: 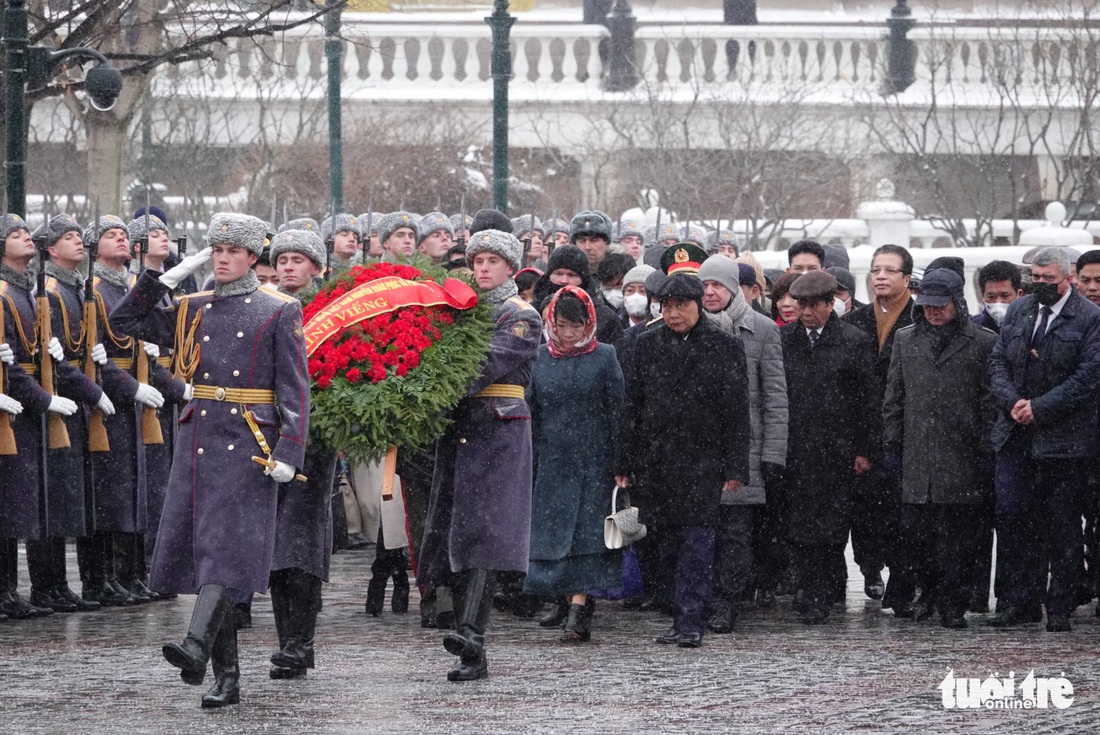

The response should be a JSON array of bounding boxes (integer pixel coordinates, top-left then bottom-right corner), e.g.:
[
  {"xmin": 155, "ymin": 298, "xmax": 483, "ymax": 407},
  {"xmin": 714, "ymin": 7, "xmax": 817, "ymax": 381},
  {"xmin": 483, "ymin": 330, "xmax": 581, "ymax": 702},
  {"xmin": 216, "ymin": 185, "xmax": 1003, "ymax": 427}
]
[
  {"xmin": 984, "ymin": 301, "xmax": 1010, "ymax": 326},
  {"xmin": 624, "ymin": 292, "xmax": 649, "ymax": 318},
  {"xmin": 833, "ymin": 298, "xmax": 848, "ymax": 317},
  {"xmin": 602, "ymin": 288, "xmax": 624, "ymax": 309},
  {"xmin": 650, "ymin": 302, "xmax": 662, "ymax": 319}
]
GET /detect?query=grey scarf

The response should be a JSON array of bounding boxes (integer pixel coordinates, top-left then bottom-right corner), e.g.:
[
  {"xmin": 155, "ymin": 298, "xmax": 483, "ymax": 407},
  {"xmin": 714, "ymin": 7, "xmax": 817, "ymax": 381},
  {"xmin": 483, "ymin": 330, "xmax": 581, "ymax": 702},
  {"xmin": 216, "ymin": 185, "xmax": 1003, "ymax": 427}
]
[
  {"xmin": 44, "ymin": 261, "xmax": 83, "ymax": 288},
  {"xmin": 214, "ymin": 270, "xmax": 259, "ymax": 298},
  {"xmin": 722, "ymin": 282, "xmax": 752, "ymax": 327},
  {"xmin": 481, "ymin": 278, "xmax": 518, "ymax": 306},
  {"xmin": 94, "ymin": 262, "xmax": 131, "ymax": 290},
  {"xmin": 0, "ymin": 263, "xmax": 31, "ymax": 292}
]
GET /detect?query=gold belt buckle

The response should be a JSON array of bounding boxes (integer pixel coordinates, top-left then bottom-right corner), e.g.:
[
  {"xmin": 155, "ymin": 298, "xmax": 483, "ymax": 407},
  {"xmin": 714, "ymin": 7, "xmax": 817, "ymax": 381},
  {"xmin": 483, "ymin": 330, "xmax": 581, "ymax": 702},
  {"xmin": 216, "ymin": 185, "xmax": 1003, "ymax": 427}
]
[{"xmin": 214, "ymin": 387, "xmax": 226, "ymax": 401}]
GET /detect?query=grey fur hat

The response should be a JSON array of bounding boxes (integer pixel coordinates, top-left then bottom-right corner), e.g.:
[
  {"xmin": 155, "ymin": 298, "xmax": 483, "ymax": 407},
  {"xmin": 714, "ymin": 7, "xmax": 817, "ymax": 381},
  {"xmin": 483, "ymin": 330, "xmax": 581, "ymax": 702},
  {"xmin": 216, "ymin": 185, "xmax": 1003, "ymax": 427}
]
[
  {"xmin": 570, "ymin": 210, "xmax": 613, "ymax": 243},
  {"xmin": 127, "ymin": 214, "xmax": 170, "ymax": 244},
  {"xmin": 321, "ymin": 213, "xmax": 361, "ymax": 242},
  {"xmin": 357, "ymin": 213, "xmax": 384, "ymax": 237},
  {"xmin": 206, "ymin": 213, "xmax": 269, "ymax": 255},
  {"xmin": 644, "ymin": 222, "xmax": 680, "ymax": 250},
  {"xmin": 278, "ymin": 218, "xmax": 320, "ymax": 235},
  {"xmin": 465, "ymin": 228, "xmax": 523, "ymax": 272},
  {"xmin": 35, "ymin": 214, "xmax": 82, "ymax": 248},
  {"xmin": 613, "ymin": 217, "xmax": 646, "ymax": 242},
  {"xmin": 418, "ymin": 211, "xmax": 454, "ymax": 244},
  {"xmin": 677, "ymin": 224, "xmax": 707, "ymax": 248},
  {"xmin": 511, "ymin": 214, "xmax": 541, "ymax": 239},
  {"xmin": 705, "ymin": 228, "xmax": 741, "ymax": 254},
  {"xmin": 377, "ymin": 211, "xmax": 419, "ymax": 245},
  {"xmin": 449, "ymin": 213, "xmax": 473, "ymax": 232},
  {"xmin": 2, "ymin": 213, "xmax": 30, "ymax": 241},
  {"xmin": 83, "ymin": 215, "xmax": 128, "ymax": 246},
  {"xmin": 623, "ymin": 263, "xmax": 656, "ymax": 289},
  {"xmin": 270, "ymin": 228, "xmax": 327, "ymax": 269},
  {"xmin": 540, "ymin": 217, "xmax": 570, "ymax": 239}
]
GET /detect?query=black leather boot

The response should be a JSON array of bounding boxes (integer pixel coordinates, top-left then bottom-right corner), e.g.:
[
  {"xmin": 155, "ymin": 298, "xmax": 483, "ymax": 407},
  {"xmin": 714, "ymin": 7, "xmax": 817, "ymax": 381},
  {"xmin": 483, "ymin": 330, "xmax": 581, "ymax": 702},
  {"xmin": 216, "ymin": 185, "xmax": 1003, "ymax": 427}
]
[
  {"xmin": 50, "ymin": 537, "xmax": 99, "ymax": 611},
  {"xmin": 444, "ymin": 569, "xmax": 494, "ymax": 682},
  {"xmin": 391, "ymin": 568, "xmax": 410, "ymax": 615},
  {"xmin": 268, "ymin": 571, "xmax": 295, "ymax": 679},
  {"xmin": 271, "ymin": 571, "xmax": 321, "ymax": 674},
  {"xmin": 162, "ymin": 584, "xmax": 232, "ymax": 685},
  {"xmin": 364, "ymin": 573, "xmax": 387, "ymax": 617},
  {"xmin": 113, "ymin": 533, "xmax": 150, "ymax": 604},
  {"xmin": 201, "ymin": 622, "xmax": 240, "ymax": 708},
  {"xmin": 560, "ymin": 597, "xmax": 594, "ymax": 643},
  {"xmin": 0, "ymin": 543, "xmax": 51, "ymax": 619},
  {"xmin": 79, "ymin": 534, "xmax": 129, "ymax": 607},
  {"xmin": 539, "ymin": 597, "xmax": 570, "ymax": 628}
]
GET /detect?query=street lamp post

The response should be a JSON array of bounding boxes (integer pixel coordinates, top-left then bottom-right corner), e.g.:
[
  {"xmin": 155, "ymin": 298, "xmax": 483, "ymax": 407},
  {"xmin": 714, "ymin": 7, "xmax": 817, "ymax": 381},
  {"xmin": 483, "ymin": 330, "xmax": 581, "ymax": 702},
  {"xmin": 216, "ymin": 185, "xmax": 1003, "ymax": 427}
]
[
  {"xmin": 3, "ymin": 0, "xmax": 122, "ymax": 218},
  {"xmin": 324, "ymin": 0, "xmax": 344, "ymax": 212},
  {"xmin": 486, "ymin": 0, "xmax": 514, "ymax": 213}
]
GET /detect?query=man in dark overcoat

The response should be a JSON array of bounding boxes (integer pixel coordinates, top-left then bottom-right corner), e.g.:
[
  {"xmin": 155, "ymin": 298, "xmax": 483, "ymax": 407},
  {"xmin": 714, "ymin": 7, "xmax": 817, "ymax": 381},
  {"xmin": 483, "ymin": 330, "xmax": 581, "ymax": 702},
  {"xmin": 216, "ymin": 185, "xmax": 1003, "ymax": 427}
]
[
  {"xmin": 0, "ymin": 214, "xmax": 83, "ymax": 619},
  {"xmin": 987, "ymin": 246, "xmax": 1100, "ymax": 632},
  {"xmin": 110, "ymin": 213, "xmax": 310, "ymax": 707},
  {"xmin": 615, "ymin": 268, "xmax": 751, "ymax": 648},
  {"xmin": 87, "ymin": 214, "xmax": 166, "ymax": 606},
  {"xmin": 883, "ymin": 268, "xmax": 997, "ymax": 628},
  {"xmin": 418, "ymin": 229, "xmax": 541, "ymax": 682},
  {"xmin": 781, "ymin": 270, "xmax": 878, "ymax": 623},
  {"xmin": 265, "ymin": 227, "xmax": 336, "ymax": 680}
]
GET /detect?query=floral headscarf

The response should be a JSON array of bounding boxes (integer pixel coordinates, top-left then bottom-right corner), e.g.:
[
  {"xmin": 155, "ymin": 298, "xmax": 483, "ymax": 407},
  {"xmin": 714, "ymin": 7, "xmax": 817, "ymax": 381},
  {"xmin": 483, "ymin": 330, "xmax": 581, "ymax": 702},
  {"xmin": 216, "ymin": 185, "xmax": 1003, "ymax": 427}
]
[{"xmin": 545, "ymin": 285, "xmax": 598, "ymax": 359}]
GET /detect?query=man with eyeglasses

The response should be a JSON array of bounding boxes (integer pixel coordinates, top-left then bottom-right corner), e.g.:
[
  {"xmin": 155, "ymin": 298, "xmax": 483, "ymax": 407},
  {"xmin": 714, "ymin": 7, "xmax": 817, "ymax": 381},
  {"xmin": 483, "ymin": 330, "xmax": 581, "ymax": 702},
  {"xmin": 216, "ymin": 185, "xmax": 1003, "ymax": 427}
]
[
  {"xmin": 987, "ymin": 247, "xmax": 1100, "ymax": 632},
  {"xmin": 846, "ymin": 244, "xmax": 914, "ymax": 612}
]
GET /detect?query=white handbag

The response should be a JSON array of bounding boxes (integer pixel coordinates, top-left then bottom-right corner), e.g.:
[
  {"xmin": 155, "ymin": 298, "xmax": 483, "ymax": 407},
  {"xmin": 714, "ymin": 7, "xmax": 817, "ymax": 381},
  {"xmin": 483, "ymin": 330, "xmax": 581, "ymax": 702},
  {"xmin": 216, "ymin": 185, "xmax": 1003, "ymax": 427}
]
[{"xmin": 604, "ymin": 486, "xmax": 647, "ymax": 549}]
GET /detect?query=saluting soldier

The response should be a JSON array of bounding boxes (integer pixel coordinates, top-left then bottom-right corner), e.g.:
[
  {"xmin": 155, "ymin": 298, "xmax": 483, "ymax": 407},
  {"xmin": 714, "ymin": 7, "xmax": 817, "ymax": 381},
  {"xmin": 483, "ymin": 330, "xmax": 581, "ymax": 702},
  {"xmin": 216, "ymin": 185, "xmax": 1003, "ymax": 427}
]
[
  {"xmin": 24, "ymin": 215, "xmax": 117, "ymax": 613},
  {"xmin": 109, "ymin": 213, "xmax": 309, "ymax": 709},
  {"xmin": 0, "ymin": 214, "xmax": 80, "ymax": 619},
  {"xmin": 86, "ymin": 214, "xmax": 164, "ymax": 606},
  {"xmin": 418, "ymin": 228, "xmax": 542, "ymax": 682}
]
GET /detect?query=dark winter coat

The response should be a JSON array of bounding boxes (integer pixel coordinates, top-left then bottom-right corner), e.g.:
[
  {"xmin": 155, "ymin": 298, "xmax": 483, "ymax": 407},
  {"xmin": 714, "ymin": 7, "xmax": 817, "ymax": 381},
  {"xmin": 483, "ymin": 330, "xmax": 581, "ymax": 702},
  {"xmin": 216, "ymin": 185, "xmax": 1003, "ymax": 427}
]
[
  {"xmin": 846, "ymin": 295, "xmax": 914, "ymax": 407},
  {"xmin": 989, "ymin": 289, "xmax": 1100, "ymax": 459},
  {"xmin": 971, "ymin": 309, "xmax": 1001, "ymax": 334},
  {"xmin": 44, "ymin": 274, "xmax": 107, "ymax": 537},
  {"xmin": 0, "ymin": 275, "xmax": 99, "ymax": 540},
  {"xmin": 418, "ymin": 295, "xmax": 542, "ymax": 590},
  {"xmin": 527, "ymin": 343, "xmax": 624, "ymax": 567},
  {"xmin": 109, "ymin": 270, "xmax": 310, "ymax": 595},
  {"xmin": 614, "ymin": 316, "xmax": 751, "ymax": 528},
  {"xmin": 883, "ymin": 306, "xmax": 997, "ymax": 505},
  {"xmin": 91, "ymin": 274, "xmax": 149, "ymax": 533}
]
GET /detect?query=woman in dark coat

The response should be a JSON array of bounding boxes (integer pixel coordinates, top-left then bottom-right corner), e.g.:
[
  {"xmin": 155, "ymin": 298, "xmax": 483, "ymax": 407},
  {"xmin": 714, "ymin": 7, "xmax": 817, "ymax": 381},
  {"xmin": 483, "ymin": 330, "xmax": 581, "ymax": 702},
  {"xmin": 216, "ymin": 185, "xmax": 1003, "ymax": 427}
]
[{"xmin": 525, "ymin": 287, "xmax": 624, "ymax": 642}]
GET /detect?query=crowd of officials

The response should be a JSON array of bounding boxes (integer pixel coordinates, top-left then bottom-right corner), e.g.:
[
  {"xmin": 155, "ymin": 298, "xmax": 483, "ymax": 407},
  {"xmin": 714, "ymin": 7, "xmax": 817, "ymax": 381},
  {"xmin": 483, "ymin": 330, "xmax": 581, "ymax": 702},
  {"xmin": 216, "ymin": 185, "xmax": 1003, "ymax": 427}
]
[{"xmin": 2, "ymin": 204, "xmax": 1099, "ymax": 700}]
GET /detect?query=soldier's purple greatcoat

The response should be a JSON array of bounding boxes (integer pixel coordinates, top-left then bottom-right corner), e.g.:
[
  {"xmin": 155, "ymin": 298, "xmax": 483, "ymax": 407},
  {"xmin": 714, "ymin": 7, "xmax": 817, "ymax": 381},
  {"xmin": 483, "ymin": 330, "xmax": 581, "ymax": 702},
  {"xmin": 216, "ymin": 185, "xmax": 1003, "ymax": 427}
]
[
  {"xmin": 92, "ymin": 273, "xmax": 149, "ymax": 533},
  {"xmin": 109, "ymin": 270, "xmax": 309, "ymax": 594},
  {"xmin": 44, "ymin": 272, "xmax": 106, "ymax": 538},
  {"xmin": 418, "ymin": 295, "xmax": 541, "ymax": 591},
  {"xmin": 0, "ymin": 272, "xmax": 97, "ymax": 539}
]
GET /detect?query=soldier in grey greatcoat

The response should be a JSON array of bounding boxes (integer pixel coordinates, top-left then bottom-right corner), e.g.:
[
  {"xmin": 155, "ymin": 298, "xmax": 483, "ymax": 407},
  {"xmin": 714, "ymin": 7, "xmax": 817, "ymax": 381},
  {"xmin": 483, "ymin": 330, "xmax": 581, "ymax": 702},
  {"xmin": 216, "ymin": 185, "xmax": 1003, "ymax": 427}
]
[
  {"xmin": 110, "ymin": 213, "xmax": 310, "ymax": 708},
  {"xmin": 418, "ymin": 228, "xmax": 541, "ymax": 682}
]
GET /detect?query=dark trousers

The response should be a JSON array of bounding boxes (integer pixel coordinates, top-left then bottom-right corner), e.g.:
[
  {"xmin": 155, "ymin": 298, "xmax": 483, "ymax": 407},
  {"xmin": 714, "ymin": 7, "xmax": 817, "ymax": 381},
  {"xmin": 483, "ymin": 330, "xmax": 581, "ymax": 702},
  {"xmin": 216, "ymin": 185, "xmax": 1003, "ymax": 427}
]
[
  {"xmin": 969, "ymin": 494, "xmax": 997, "ymax": 607},
  {"xmin": 635, "ymin": 525, "xmax": 672, "ymax": 607},
  {"xmin": 661, "ymin": 525, "xmax": 715, "ymax": 636},
  {"xmin": 995, "ymin": 431, "xmax": 1086, "ymax": 616},
  {"xmin": 713, "ymin": 505, "xmax": 754, "ymax": 607},
  {"xmin": 899, "ymin": 503, "xmax": 983, "ymax": 615},
  {"xmin": 789, "ymin": 472, "xmax": 852, "ymax": 607},
  {"xmin": 752, "ymin": 473, "xmax": 790, "ymax": 592}
]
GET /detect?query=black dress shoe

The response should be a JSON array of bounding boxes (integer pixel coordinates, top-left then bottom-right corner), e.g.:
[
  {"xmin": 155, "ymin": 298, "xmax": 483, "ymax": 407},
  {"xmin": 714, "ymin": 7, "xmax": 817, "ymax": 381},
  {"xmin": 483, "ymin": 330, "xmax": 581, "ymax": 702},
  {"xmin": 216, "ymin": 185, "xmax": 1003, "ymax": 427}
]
[
  {"xmin": 863, "ymin": 570, "xmax": 885, "ymax": 601},
  {"xmin": 201, "ymin": 675, "xmax": 240, "ymax": 708},
  {"xmin": 800, "ymin": 603, "xmax": 829, "ymax": 625},
  {"xmin": 55, "ymin": 585, "xmax": 100, "ymax": 612},
  {"xmin": 107, "ymin": 579, "xmax": 140, "ymax": 605},
  {"xmin": 0, "ymin": 590, "xmax": 53, "ymax": 619},
  {"xmin": 706, "ymin": 605, "xmax": 737, "ymax": 634},
  {"xmin": 126, "ymin": 578, "xmax": 162, "ymax": 602},
  {"xmin": 539, "ymin": 598, "xmax": 570, "ymax": 628},
  {"xmin": 941, "ymin": 611, "xmax": 968, "ymax": 629},
  {"xmin": 893, "ymin": 601, "xmax": 916, "ymax": 619},
  {"xmin": 677, "ymin": 632, "xmax": 703, "ymax": 648},
  {"xmin": 1045, "ymin": 614, "xmax": 1071, "ymax": 632},
  {"xmin": 83, "ymin": 581, "xmax": 131, "ymax": 607},
  {"xmin": 30, "ymin": 587, "xmax": 78, "ymax": 613},
  {"xmin": 913, "ymin": 596, "xmax": 936, "ymax": 622},
  {"xmin": 655, "ymin": 627, "xmax": 681, "ymax": 645},
  {"xmin": 987, "ymin": 607, "xmax": 1033, "ymax": 627}
]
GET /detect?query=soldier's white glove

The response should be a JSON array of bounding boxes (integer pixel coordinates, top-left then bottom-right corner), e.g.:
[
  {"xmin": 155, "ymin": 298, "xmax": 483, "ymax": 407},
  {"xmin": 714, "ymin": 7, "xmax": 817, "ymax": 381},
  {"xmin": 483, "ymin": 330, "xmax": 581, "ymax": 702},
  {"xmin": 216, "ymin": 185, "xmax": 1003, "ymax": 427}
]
[
  {"xmin": 133, "ymin": 383, "xmax": 165, "ymax": 408},
  {"xmin": 48, "ymin": 337, "xmax": 65, "ymax": 362},
  {"xmin": 182, "ymin": 383, "xmax": 193, "ymax": 401},
  {"xmin": 96, "ymin": 393, "xmax": 116, "ymax": 416},
  {"xmin": 91, "ymin": 343, "xmax": 108, "ymax": 366},
  {"xmin": 0, "ymin": 342, "xmax": 13, "ymax": 365},
  {"xmin": 160, "ymin": 247, "xmax": 212, "ymax": 289},
  {"xmin": 266, "ymin": 460, "xmax": 295, "ymax": 483},
  {"xmin": 0, "ymin": 393, "xmax": 22, "ymax": 416},
  {"xmin": 48, "ymin": 396, "xmax": 78, "ymax": 416},
  {"xmin": 143, "ymin": 342, "xmax": 160, "ymax": 359}
]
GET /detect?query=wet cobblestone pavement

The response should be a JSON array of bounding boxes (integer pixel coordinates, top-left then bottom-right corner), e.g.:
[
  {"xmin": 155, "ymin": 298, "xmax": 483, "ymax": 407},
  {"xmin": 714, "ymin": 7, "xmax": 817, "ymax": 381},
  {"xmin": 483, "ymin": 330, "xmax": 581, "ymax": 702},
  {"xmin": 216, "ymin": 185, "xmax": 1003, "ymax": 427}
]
[{"xmin": 2, "ymin": 543, "xmax": 1099, "ymax": 734}]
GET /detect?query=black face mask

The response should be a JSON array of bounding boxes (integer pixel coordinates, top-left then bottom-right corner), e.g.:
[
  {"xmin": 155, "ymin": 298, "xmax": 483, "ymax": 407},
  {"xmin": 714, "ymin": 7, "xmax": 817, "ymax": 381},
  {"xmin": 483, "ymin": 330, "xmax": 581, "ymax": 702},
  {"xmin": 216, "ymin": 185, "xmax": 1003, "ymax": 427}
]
[{"xmin": 1034, "ymin": 281, "xmax": 1063, "ymax": 307}]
